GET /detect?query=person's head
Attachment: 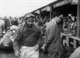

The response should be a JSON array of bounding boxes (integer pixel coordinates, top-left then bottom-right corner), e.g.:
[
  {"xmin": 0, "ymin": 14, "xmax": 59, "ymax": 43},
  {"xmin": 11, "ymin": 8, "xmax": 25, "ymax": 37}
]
[
  {"xmin": 9, "ymin": 16, "xmax": 12, "ymax": 20},
  {"xmin": 25, "ymin": 13, "xmax": 35, "ymax": 28},
  {"xmin": 52, "ymin": 11, "xmax": 62, "ymax": 23},
  {"xmin": 4, "ymin": 16, "xmax": 7, "ymax": 19},
  {"xmin": 67, "ymin": 16, "xmax": 72, "ymax": 23}
]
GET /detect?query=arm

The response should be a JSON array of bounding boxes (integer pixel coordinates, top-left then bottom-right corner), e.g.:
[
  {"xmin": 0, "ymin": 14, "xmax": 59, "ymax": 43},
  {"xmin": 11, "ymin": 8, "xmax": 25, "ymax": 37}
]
[
  {"xmin": 42, "ymin": 25, "xmax": 56, "ymax": 49},
  {"xmin": 47, "ymin": 25, "xmax": 56, "ymax": 43},
  {"xmin": 13, "ymin": 28, "xmax": 22, "ymax": 52}
]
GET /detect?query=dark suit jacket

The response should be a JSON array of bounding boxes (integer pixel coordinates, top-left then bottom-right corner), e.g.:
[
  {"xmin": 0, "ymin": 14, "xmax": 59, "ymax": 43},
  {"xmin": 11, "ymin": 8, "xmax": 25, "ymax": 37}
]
[{"xmin": 46, "ymin": 19, "xmax": 61, "ymax": 52}]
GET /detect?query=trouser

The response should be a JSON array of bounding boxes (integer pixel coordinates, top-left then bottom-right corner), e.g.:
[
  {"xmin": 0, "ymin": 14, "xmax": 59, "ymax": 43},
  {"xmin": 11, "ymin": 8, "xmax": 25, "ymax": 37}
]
[{"xmin": 19, "ymin": 44, "xmax": 39, "ymax": 58}]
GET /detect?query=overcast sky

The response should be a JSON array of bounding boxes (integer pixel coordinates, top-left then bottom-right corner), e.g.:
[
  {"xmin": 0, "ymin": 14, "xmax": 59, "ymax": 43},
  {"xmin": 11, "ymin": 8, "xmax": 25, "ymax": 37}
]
[{"xmin": 0, "ymin": 0, "xmax": 56, "ymax": 17}]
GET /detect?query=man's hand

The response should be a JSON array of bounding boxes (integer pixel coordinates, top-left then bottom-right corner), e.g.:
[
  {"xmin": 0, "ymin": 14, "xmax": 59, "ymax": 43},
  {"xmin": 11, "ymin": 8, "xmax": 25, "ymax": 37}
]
[
  {"xmin": 15, "ymin": 50, "xmax": 20, "ymax": 57},
  {"xmin": 41, "ymin": 44, "xmax": 46, "ymax": 50}
]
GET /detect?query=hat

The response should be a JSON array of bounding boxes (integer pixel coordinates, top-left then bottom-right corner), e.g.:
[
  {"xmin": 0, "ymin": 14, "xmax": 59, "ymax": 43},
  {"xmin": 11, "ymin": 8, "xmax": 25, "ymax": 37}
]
[{"xmin": 25, "ymin": 13, "xmax": 35, "ymax": 20}]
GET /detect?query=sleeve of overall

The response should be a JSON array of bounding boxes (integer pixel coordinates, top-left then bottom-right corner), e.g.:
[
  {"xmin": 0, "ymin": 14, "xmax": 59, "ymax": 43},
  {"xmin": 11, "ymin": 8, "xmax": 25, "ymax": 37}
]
[
  {"xmin": 13, "ymin": 28, "xmax": 22, "ymax": 52},
  {"xmin": 47, "ymin": 25, "xmax": 56, "ymax": 43}
]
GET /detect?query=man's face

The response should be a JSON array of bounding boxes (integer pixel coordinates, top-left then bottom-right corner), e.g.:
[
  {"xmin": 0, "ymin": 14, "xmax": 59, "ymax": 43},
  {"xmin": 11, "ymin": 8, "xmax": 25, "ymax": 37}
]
[
  {"xmin": 25, "ymin": 18, "xmax": 34, "ymax": 27},
  {"xmin": 57, "ymin": 15, "xmax": 61, "ymax": 23}
]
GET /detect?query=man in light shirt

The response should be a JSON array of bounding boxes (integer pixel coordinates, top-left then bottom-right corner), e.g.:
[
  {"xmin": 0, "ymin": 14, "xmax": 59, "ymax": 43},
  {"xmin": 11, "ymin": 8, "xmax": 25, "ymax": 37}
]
[{"xmin": 45, "ymin": 12, "xmax": 62, "ymax": 58}]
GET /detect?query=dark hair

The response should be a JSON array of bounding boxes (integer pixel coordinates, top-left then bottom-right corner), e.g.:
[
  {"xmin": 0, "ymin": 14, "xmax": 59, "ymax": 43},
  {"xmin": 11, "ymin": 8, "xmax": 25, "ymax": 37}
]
[
  {"xmin": 67, "ymin": 16, "xmax": 71, "ymax": 19},
  {"xmin": 52, "ymin": 11, "xmax": 61, "ymax": 18}
]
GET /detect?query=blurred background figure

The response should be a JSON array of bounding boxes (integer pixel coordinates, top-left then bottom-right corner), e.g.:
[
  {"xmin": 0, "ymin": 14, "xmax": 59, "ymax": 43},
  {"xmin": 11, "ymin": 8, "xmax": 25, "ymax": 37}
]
[
  {"xmin": 3, "ymin": 16, "xmax": 11, "ymax": 32},
  {"xmin": 0, "ymin": 19, "xmax": 5, "ymax": 37},
  {"xmin": 11, "ymin": 17, "xmax": 18, "ymax": 26}
]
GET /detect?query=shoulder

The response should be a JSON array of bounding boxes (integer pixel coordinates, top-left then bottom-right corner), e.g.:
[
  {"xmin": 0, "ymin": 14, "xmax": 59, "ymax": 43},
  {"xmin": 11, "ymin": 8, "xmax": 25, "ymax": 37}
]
[
  {"xmin": 34, "ymin": 24, "xmax": 40, "ymax": 29},
  {"xmin": 47, "ymin": 22, "xmax": 56, "ymax": 29},
  {"xmin": 33, "ymin": 24, "xmax": 41, "ymax": 32},
  {"xmin": 18, "ymin": 23, "xmax": 25, "ymax": 32}
]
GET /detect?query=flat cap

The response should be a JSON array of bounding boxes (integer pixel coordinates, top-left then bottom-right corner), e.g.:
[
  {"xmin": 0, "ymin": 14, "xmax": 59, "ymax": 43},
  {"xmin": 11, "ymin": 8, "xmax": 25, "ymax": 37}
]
[{"xmin": 25, "ymin": 13, "xmax": 35, "ymax": 20}]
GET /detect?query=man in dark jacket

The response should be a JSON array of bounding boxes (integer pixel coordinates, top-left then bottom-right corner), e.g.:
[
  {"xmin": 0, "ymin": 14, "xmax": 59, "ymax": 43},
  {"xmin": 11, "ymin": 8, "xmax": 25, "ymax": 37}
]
[
  {"xmin": 45, "ymin": 12, "xmax": 62, "ymax": 58},
  {"xmin": 4, "ymin": 16, "xmax": 10, "ymax": 32},
  {"xmin": 13, "ymin": 13, "xmax": 42, "ymax": 58},
  {"xmin": 11, "ymin": 17, "xmax": 18, "ymax": 26}
]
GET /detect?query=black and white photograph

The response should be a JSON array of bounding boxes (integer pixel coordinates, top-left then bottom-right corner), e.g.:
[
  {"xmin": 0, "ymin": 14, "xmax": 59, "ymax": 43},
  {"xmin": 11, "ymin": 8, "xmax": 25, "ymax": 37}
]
[{"xmin": 0, "ymin": 0, "xmax": 80, "ymax": 58}]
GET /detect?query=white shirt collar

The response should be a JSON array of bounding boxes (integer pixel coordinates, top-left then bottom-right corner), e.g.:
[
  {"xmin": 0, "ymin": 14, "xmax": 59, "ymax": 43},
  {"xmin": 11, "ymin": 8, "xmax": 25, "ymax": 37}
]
[{"xmin": 51, "ymin": 19, "xmax": 56, "ymax": 25}]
